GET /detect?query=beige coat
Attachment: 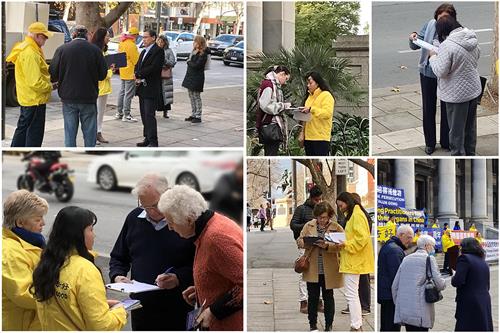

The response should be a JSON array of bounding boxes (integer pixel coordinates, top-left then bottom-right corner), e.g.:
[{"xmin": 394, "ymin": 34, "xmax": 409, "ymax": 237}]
[{"xmin": 297, "ymin": 219, "xmax": 344, "ymax": 289}]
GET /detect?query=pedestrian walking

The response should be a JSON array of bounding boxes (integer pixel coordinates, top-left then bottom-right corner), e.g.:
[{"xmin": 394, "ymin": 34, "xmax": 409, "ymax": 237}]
[
  {"xmin": 378, "ymin": 225, "xmax": 414, "ymax": 331},
  {"xmin": 182, "ymin": 35, "xmax": 210, "ymax": 123},
  {"xmin": 32, "ymin": 207, "xmax": 127, "ymax": 330},
  {"xmin": 392, "ymin": 235, "xmax": 446, "ymax": 331},
  {"xmin": 299, "ymin": 71, "xmax": 335, "ymax": 156},
  {"xmin": 91, "ymin": 27, "xmax": 114, "ymax": 145},
  {"xmin": 6, "ymin": 22, "xmax": 56, "ymax": 147},
  {"xmin": 49, "ymin": 25, "xmax": 108, "ymax": 147},
  {"xmin": 429, "ymin": 15, "xmax": 481, "ymax": 156},
  {"xmin": 408, "ymin": 3, "xmax": 455, "ymax": 155},
  {"xmin": 156, "ymin": 34, "xmax": 176, "ymax": 119},
  {"xmin": 290, "ymin": 186, "xmax": 323, "ymax": 314},
  {"xmin": 256, "ymin": 65, "xmax": 291, "ymax": 156},
  {"xmin": 258, "ymin": 204, "xmax": 267, "ymax": 231},
  {"xmin": 452, "ymin": 238, "xmax": 493, "ymax": 331},
  {"xmin": 336, "ymin": 192, "xmax": 374, "ymax": 331},
  {"xmin": 297, "ymin": 202, "xmax": 344, "ymax": 332},
  {"xmin": 115, "ymin": 27, "xmax": 140, "ymax": 122},
  {"xmin": 134, "ymin": 29, "xmax": 164, "ymax": 147},
  {"xmin": 266, "ymin": 202, "xmax": 274, "ymax": 231}
]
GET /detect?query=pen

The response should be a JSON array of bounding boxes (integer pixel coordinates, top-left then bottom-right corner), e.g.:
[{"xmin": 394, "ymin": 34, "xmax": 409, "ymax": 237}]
[{"xmin": 163, "ymin": 266, "xmax": 174, "ymax": 274}]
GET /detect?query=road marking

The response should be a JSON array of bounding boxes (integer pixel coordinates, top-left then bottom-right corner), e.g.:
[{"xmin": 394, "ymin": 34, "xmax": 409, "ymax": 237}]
[
  {"xmin": 398, "ymin": 42, "xmax": 493, "ymax": 54},
  {"xmin": 173, "ymin": 84, "xmax": 243, "ymax": 93}
]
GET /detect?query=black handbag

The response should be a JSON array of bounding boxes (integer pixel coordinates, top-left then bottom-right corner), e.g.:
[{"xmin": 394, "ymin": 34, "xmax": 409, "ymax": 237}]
[
  {"xmin": 259, "ymin": 114, "xmax": 283, "ymax": 144},
  {"xmin": 424, "ymin": 255, "xmax": 443, "ymax": 303}
]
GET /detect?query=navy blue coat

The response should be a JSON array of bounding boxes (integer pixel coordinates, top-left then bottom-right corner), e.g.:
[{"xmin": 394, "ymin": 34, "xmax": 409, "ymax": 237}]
[
  {"xmin": 377, "ymin": 236, "xmax": 406, "ymax": 302},
  {"xmin": 452, "ymin": 253, "xmax": 493, "ymax": 331},
  {"xmin": 181, "ymin": 50, "xmax": 209, "ymax": 92}
]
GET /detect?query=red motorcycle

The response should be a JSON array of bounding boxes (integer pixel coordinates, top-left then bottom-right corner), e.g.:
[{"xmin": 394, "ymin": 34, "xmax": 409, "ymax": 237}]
[{"xmin": 17, "ymin": 155, "xmax": 74, "ymax": 202}]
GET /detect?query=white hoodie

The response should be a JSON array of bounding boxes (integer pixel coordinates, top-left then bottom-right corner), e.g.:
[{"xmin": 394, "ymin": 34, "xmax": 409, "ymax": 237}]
[{"xmin": 429, "ymin": 27, "xmax": 481, "ymax": 103}]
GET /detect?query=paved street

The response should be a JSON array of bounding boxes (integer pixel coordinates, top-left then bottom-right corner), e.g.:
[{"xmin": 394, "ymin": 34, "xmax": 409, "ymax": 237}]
[
  {"xmin": 2, "ymin": 58, "xmax": 244, "ymax": 147},
  {"xmin": 372, "ymin": 83, "xmax": 498, "ymax": 156},
  {"xmin": 247, "ymin": 227, "xmax": 375, "ymax": 331},
  {"xmin": 372, "ymin": 2, "xmax": 495, "ymax": 88}
]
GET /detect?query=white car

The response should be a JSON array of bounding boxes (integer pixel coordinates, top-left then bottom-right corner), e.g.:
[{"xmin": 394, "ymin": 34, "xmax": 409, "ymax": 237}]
[
  {"xmin": 164, "ymin": 31, "xmax": 195, "ymax": 59},
  {"xmin": 87, "ymin": 151, "xmax": 241, "ymax": 193},
  {"xmin": 107, "ymin": 35, "xmax": 144, "ymax": 55}
]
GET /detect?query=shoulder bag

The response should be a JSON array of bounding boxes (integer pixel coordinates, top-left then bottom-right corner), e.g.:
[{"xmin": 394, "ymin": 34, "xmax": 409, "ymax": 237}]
[
  {"xmin": 424, "ymin": 255, "xmax": 443, "ymax": 303},
  {"xmin": 294, "ymin": 251, "xmax": 310, "ymax": 273},
  {"xmin": 161, "ymin": 67, "xmax": 172, "ymax": 79}
]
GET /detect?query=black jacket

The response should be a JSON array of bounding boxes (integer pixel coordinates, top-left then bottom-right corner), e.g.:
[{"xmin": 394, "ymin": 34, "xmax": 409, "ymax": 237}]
[
  {"xmin": 377, "ymin": 236, "xmax": 406, "ymax": 302},
  {"xmin": 209, "ymin": 172, "xmax": 243, "ymax": 225},
  {"xmin": 452, "ymin": 253, "xmax": 493, "ymax": 331},
  {"xmin": 289, "ymin": 199, "xmax": 315, "ymax": 240},
  {"xmin": 50, "ymin": 39, "xmax": 107, "ymax": 104},
  {"xmin": 181, "ymin": 49, "xmax": 209, "ymax": 92},
  {"xmin": 135, "ymin": 43, "xmax": 164, "ymax": 99}
]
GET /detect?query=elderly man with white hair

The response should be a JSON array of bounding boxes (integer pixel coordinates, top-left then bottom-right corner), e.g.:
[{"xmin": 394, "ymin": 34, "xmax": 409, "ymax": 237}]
[
  {"xmin": 158, "ymin": 185, "xmax": 243, "ymax": 331},
  {"xmin": 392, "ymin": 234, "xmax": 446, "ymax": 331},
  {"xmin": 378, "ymin": 224, "xmax": 414, "ymax": 331},
  {"xmin": 109, "ymin": 174, "xmax": 195, "ymax": 330}
]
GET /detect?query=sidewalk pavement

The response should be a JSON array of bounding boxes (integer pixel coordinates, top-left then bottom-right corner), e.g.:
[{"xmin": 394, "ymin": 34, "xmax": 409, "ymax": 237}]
[
  {"xmin": 248, "ymin": 268, "xmax": 375, "ymax": 331},
  {"xmin": 2, "ymin": 86, "xmax": 243, "ymax": 148},
  {"xmin": 372, "ymin": 83, "xmax": 498, "ymax": 156}
]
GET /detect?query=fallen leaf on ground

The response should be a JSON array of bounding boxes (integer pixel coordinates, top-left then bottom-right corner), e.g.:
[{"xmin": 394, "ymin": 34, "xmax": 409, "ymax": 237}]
[
  {"xmin": 391, "ymin": 87, "xmax": 401, "ymax": 93},
  {"xmin": 264, "ymin": 300, "xmax": 273, "ymax": 304},
  {"xmin": 400, "ymin": 65, "xmax": 408, "ymax": 70}
]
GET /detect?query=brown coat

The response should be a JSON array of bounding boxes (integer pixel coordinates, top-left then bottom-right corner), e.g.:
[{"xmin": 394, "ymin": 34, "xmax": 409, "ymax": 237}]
[{"xmin": 297, "ymin": 219, "xmax": 344, "ymax": 289}]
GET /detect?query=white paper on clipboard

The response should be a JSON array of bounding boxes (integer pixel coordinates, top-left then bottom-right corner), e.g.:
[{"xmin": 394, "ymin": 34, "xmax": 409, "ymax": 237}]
[
  {"xmin": 105, "ymin": 280, "xmax": 160, "ymax": 293},
  {"xmin": 327, "ymin": 232, "xmax": 346, "ymax": 244},
  {"xmin": 412, "ymin": 38, "xmax": 439, "ymax": 53}
]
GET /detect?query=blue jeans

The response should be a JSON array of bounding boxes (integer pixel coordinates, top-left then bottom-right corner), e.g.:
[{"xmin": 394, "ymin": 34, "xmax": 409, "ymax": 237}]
[
  {"xmin": 62, "ymin": 103, "xmax": 97, "ymax": 147},
  {"xmin": 11, "ymin": 105, "xmax": 46, "ymax": 147}
]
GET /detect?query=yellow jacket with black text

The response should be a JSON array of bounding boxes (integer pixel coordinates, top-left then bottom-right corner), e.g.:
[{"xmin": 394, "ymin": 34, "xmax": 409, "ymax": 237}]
[
  {"xmin": 339, "ymin": 205, "xmax": 374, "ymax": 274},
  {"xmin": 6, "ymin": 36, "xmax": 52, "ymax": 106},
  {"xmin": 36, "ymin": 253, "xmax": 127, "ymax": 330},
  {"xmin": 118, "ymin": 38, "xmax": 139, "ymax": 80},
  {"xmin": 2, "ymin": 227, "xmax": 43, "ymax": 330},
  {"xmin": 304, "ymin": 88, "xmax": 335, "ymax": 141}
]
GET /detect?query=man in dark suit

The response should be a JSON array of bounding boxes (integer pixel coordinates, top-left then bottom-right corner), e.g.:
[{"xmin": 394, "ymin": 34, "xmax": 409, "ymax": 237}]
[{"xmin": 134, "ymin": 29, "xmax": 164, "ymax": 147}]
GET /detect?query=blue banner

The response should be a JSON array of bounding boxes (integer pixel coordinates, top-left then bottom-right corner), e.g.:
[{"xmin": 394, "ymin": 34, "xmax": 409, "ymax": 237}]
[{"xmin": 377, "ymin": 185, "xmax": 405, "ymax": 208}]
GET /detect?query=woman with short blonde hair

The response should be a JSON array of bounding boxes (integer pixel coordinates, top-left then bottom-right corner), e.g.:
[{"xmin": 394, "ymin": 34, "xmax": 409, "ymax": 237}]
[{"xmin": 2, "ymin": 190, "xmax": 48, "ymax": 330}]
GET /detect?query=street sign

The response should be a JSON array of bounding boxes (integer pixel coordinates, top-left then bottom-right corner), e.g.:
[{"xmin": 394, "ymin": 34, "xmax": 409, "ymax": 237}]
[
  {"xmin": 178, "ymin": 18, "xmax": 183, "ymax": 25},
  {"xmin": 335, "ymin": 159, "xmax": 349, "ymax": 175}
]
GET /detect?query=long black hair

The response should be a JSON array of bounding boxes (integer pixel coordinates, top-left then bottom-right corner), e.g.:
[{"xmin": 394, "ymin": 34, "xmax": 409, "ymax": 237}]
[
  {"xmin": 31, "ymin": 206, "xmax": 98, "ymax": 302},
  {"xmin": 436, "ymin": 15, "xmax": 463, "ymax": 43},
  {"xmin": 336, "ymin": 192, "xmax": 371, "ymax": 226},
  {"xmin": 303, "ymin": 71, "xmax": 334, "ymax": 104},
  {"xmin": 460, "ymin": 237, "xmax": 485, "ymax": 258},
  {"xmin": 90, "ymin": 27, "xmax": 108, "ymax": 52}
]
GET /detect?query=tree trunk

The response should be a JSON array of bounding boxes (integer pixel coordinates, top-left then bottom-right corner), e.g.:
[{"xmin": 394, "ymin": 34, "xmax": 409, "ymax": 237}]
[
  {"xmin": 296, "ymin": 159, "xmax": 337, "ymax": 204},
  {"xmin": 230, "ymin": 2, "xmax": 243, "ymax": 35},
  {"xmin": 490, "ymin": 2, "xmax": 498, "ymax": 95},
  {"xmin": 192, "ymin": 2, "xmax": 209, "ymax": 35},
  {"xmin": 75, "ymin": 2, "xmax": 132, "ymax": 34},
  {"xmin": 349, "ymin": 158, "xmax": 374, "ymax": 177},
  {"xmin": 63, "ymin": 1, "xmax": 72, "ymax": 22}
]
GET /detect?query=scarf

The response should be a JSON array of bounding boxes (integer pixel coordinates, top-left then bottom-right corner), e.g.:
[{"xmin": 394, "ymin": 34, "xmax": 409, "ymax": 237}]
[
  {"xmin": 193, "ymin": 210, "xmax": 215, "ymax": 241},
  {"xmin": 12, "ymin": 226, "xmax": 46, "ymax": 248}
]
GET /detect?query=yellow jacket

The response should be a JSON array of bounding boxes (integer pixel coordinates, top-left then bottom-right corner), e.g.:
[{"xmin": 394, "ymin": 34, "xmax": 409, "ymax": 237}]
[
  {"xmin": 36, "ymin": 254, "xmax": 127, "ymax": 330},
  {"xmin": 99, "ymin": 52, "xmax": 113, "ymax": 96},
  {"xmin": 304, "ymin": 88, "xmax": 335, "ymax": 141},
  {"xmin": 2, "ymin": 227, "xmax": 42, "ymax": 330},
  {"xmin": 442, "ymin": 233, "xmax": 456, "ymax": 253},
  {"xmin": 6, "ymin": 36, "xmax": 52, "ymax": 106},
  {"xmin": 431, "ymin": 223, "xmax": 439, "ymax": 228},
  {"xmin": 118, "ymin": 38, "xmax": 139, "ymax": 80},
  {"xmin": 339, "ymin": 205, "xmax": 374, "ymax": 274}
]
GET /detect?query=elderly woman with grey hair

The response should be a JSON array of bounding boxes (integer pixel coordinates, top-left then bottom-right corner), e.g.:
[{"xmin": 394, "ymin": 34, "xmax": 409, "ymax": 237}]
[
  {"xmin": 158, "ymin": 185, "xmax": 243, "ymax": 331},
  {"xmin": 2, "ymin": 190, "xmax": 48, "ymax": 330},
  {"xmin": 392, "ymin": 235, "xmax": 446, "ymax": 331}
]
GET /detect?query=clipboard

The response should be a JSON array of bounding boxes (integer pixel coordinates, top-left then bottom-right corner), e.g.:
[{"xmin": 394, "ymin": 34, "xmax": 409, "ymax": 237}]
[
  {"xmin": 105, "ymin": 52, "xmax": 127, "ymax": 68},
  {"xmin": 412, "ymin": 38, "xmax": 439, "ymax": 53},
  {"xmin": 303, "ymin": 236, "xmax": 322, "ymax": 246},
  {"xmin": 105, "ymin": 280, "xmax": 160, "ymax": 293}
]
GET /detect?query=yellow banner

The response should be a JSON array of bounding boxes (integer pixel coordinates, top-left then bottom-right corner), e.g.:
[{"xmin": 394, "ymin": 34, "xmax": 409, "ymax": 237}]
[{"xmin": 377, "ymin": 224, "xmax": 396, "ymax": 242}]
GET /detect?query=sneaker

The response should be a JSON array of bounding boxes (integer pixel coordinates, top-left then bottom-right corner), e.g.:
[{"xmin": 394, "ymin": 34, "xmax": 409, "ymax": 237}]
[
  {"xmin": 362, "ymin": 309, "xmax": 371, "ymax": 316},
  {"xmin": 191, "ymin": 117, "xmax": 202, "ymax": 123},
  {"xmin": 114, "ymin": 113, "xmax": 123, "ymax": 120},
  {"xmin": 341, "ymin": 307, "xmax": 350, "ymax": 314},
  {"xmin": 122, "ymin": 115, "xmax": 138, "ymax": 122},
  {"xmin": 185, "ymin": 116, "xmax": 194, "ymax": 121},
  {"xmin": 310, "ymin": 324, "xmax": 318, "ymax": 332},
  {"xmin": 350, "ymin": 327, "xmax": 363, "ymax": 332},
  {"xmin": 300, "ymin": 300, "xmax": 308, "ymax": 314}
]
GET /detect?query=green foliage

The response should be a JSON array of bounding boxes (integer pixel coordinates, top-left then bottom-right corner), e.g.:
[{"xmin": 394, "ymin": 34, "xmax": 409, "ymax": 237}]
[
  {"xmin": 330, "ymin": 112, "xmax": 369, "ymax": 156},
  {"xmin": 295, "ymin": 2, "xmax": 360, "ymax": 47}
]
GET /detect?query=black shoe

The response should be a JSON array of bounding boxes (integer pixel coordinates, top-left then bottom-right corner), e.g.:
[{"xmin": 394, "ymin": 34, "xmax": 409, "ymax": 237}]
[
  {"xmin": 136, "ymin": 141, "xmax": 149, "ymax": 147},
  {"xmin": 310, "ymin": 324, "xmax": 318, "ymax": 331},
  {"xmin": 185, "ymin": 116, "xmax": 194, "ymax": 121},
  {"xmin": 325, "ymin": 324, "xmax": 332, "ymax": 331},
  {"xmin": 424, "ymin": 146, "xmax": 435, "ymax": 155},
  {"xmin": 147, "ymin": 143, "xmax": 159, "ymax": 147},
  {"xmin": 191, "ymin": 117, "xmax": 202, "ymax": 123}
]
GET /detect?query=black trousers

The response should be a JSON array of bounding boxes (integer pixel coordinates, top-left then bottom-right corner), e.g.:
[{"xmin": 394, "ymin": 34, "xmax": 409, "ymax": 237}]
[
  {"xmin": 379, "ymin": 299, "xmax": 401, "ymax": 331},
  {"xmin": 405, "ymin": 324, "xmax": 429, "ymax": 331},
  {"xmin": 139, "ymin": 97, "xmax": 158, "ymax": 146},
  {"xmin": 359, "ymin": 273, "xmax": 371, "ymax": 311},
  {"xmin": 260, "ymin": 218, "xmax": 266, "ymax": 231},
  {"xmin": 304, "ymin": 140, "xmax": 330, "ymax": 156},
  {"xmin": 307, "ymin": 274, "xmax": 334, "ymax": 327},
  {"xmin": 264, "ymin": 141, "xmax": 280, "ymax": 156},
  {"xmin": 443, "ymin": 252, "xmax": 451, "ymax": 273},
  {"xmin": 420, "ymin": 74, "xmax": 449, "ymax": 149}
]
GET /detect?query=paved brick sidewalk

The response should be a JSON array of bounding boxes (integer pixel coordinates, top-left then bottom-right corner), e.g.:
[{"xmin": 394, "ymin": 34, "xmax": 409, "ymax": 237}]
[
  {"xmin": 248, "ymin": 268, "xmax": 375, "ymax": 331},
  {"xmin": 372, "ymin": 83, "xmax": 498, "ymax": 156},
  {"xmin": 2, "ymin": 86, "xmax": 244, "ymax": 148}
]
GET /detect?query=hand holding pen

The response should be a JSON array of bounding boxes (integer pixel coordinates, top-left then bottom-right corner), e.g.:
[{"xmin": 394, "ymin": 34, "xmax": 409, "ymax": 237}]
[{"xmin": 155, "ymin": 267, "xmax": 179, "ymax": 289}]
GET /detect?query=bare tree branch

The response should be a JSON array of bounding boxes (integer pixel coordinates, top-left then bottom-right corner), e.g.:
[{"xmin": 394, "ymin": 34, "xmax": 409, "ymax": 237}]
[
  {"xmin": 102, "ymin": 2, "xmax": 133, "ymax": 28},
  {"xmin": 349, "ymin": 159, "xmax": 374, "ymax": 177}
]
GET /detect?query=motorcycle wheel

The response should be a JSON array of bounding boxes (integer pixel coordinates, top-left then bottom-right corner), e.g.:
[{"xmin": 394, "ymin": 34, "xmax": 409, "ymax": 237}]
[
  {"xmin": 55, "ymin": 176, "xmax": 74, "ymax": 202},
  {"xmin": 17, "ymin": 175, "xmax": 34, "ymax": 191}
]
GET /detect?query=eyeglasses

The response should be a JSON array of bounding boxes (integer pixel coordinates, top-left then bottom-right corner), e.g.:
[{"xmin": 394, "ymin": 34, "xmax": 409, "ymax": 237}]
[{"xmin": 138, "ymin": 199, "xmax": 159, "ymax": 210}]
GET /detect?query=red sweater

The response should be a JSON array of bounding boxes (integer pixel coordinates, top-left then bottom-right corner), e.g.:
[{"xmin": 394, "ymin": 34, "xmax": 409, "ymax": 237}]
[{"xmin": 194, "ymin": 213, "xmax": 243, "ymax": 331}]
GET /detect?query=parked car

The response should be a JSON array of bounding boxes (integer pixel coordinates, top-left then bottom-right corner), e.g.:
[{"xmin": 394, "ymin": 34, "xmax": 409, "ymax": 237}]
[
  {"xmin": 223, "ymin": 41, "xmax": 244, "ymax": 67},
  {"xmin": 208, "ymin": 34, "xmax": 243, "ymax": 56},
  {"xmin": 164, "ymin": 31, "xmax": 195, "ymax": 59},
  {"xmin": 107, "ymin": 34, "xmax": 144, "ymax": 54},
  {"xmin": 87, "ymin": 151, "xmax": 241, "ymax": 193}
]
